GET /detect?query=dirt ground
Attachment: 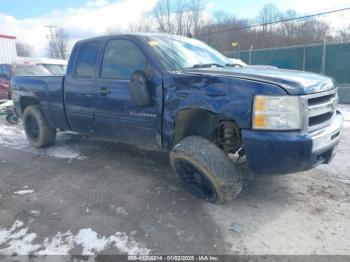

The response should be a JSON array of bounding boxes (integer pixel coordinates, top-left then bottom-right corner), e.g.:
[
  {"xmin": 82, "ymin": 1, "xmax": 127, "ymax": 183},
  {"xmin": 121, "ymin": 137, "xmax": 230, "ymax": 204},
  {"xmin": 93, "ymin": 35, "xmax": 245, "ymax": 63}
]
[{"xmin": 0, "ymin": 105, "xmax": 349, "ymax": 255}]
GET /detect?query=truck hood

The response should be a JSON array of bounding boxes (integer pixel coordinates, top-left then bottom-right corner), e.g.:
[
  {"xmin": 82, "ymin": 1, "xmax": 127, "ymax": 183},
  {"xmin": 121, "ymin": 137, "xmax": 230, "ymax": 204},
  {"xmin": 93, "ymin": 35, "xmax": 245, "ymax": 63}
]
[{"xmin": 182, "ymin": 67, "xmax": 335, "ymax": 95}]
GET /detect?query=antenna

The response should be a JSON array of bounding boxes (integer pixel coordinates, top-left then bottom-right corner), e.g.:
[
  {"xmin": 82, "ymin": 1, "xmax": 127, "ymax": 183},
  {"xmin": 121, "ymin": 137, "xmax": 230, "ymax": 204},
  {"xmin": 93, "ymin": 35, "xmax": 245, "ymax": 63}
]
[{"xmin": 170, "ymin": 33, "xmax": 177, "ymax": 72}]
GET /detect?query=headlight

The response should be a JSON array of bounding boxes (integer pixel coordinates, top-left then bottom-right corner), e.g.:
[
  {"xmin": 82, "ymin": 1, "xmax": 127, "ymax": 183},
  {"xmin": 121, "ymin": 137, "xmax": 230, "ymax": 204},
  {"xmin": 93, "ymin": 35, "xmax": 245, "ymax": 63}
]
[{"xmin": 252, "ymin": 95, "xmax": 302, "ymax": 130}]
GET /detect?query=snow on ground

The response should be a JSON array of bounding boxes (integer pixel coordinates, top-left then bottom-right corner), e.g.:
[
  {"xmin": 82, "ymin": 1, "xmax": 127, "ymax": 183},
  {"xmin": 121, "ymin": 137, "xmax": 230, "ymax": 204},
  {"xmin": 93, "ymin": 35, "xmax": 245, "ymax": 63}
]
[
  {"xmin": 339, "ymin": 104, "xmax": 350, "ymax": 128},
  {"xmin": 317, "ymin": 104, "xmax": 350, "ymax": 183},
  {"xmin": 13, "ymin": 190, "xmax": 35, "ymax": 195},
  {"xmin": 0, "ymin": 118, "xmax": 85, "ymax": 160},
  {"xmin": 0, "ymin": 220, "xmax": 150, "ymax": 256}
]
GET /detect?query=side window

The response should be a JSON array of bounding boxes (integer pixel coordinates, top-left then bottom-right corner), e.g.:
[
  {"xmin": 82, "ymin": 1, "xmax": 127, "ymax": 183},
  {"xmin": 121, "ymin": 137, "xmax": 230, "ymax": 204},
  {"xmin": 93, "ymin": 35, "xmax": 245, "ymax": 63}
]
[
  {"xmin": 101, "ymin": 40, "xmax": 146, "ymax": 79},
  {"xmin": 75, "ymin": 42, "xmax": 99, "ymax": 79}
]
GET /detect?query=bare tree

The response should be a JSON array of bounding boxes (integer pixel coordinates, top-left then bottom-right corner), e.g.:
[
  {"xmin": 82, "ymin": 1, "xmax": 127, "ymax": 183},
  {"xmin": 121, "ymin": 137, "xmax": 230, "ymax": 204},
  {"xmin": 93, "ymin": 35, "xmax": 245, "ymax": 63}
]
[
  {"xmin": 128, "ymin": 14, "xmax": 154, "ymax": 33},
  {"xmin": 279, "ymin": 9, "xmax": 298, "ymax": 37},
  {"xmin": 47, "ymin": 27, "xmax": 70, "ymax": 59},
  {"xmin": 256, "ymin": 3, "xmax": 282, "ymax": 47},
  {"xmin": 16, "ymin": 41, "xmax": 33, "ymax": 57},
  {"xmin": 56, "ymin": 28, "xmax": 69, "ymax": 59},
  {"xmin": 188, "ymin": 0, "xmax": 205, "ymax": 36},
  {"xmin": 174, "ymin": 0, "xmax": 187, "ymax": 35},
  {"xmin": 295, "ymin": 19, "xmax": 330, "ymax": 45},
  {"xmin": 336, "ymin": 24, "xmax": 350, "ymax": 42},
  {"xmin": 153, "ymin": 0, "xmax": 173, "ymax": 33}
]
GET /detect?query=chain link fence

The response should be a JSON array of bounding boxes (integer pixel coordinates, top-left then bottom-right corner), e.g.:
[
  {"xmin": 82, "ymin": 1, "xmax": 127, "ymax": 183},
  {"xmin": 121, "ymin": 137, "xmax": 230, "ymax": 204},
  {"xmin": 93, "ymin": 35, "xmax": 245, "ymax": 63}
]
[{"xmin": 223, "ymin": 42, "xmax": 350, "ymax": 104}]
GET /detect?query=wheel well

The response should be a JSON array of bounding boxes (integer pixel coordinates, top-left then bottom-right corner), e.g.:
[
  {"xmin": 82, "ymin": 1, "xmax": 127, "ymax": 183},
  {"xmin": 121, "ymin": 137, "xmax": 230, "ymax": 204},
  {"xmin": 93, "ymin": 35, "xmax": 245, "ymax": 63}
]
[
  {"xmin": 20, "ymin": 97, "xmax": 40, "ymax": 114},
  {"xmin": 173, "ymin": 108, "xmax": 241, "ymax": 153}
]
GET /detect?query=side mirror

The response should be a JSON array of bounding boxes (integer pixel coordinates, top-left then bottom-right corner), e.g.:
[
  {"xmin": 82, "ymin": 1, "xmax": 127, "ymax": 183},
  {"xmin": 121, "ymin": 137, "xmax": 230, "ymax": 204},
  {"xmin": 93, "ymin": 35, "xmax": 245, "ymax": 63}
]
[{"xmin": 129, "ymin": 70, "xmax": 151, "ymax": 107}]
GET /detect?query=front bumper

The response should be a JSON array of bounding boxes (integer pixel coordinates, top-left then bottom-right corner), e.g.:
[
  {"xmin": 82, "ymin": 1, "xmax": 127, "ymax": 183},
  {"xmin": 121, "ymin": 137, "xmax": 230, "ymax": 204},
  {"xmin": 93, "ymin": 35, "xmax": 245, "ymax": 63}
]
[{"xmin": 242, "ymin": 111, "xmax": 343, "ymax": 175}]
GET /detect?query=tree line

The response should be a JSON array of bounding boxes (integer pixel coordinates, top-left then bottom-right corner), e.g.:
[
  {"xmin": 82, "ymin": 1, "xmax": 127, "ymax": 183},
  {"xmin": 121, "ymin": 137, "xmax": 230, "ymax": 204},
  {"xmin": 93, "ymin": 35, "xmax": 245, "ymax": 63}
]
[
  {"xmin": 107, "ymin": 1, "xmax": 350, "ymax": 53},
  {"xmin": 16, "ymin": 1, "xmax": 350, "ymax": 58}
]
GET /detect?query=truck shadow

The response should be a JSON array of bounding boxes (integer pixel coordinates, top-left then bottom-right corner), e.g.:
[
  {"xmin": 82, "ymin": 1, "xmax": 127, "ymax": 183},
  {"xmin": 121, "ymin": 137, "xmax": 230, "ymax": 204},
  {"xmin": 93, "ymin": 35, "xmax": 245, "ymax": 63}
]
[
  {"xmin": 61, "ymin": 132, "xmax": 302, "ymax": 204},
  {"xmin": 1, "ymin": 125, "xmax": 319, "ymax": 254},
  {"xmin": 57, "ymin": 131, "xmax": 298, "ymax": 207}
]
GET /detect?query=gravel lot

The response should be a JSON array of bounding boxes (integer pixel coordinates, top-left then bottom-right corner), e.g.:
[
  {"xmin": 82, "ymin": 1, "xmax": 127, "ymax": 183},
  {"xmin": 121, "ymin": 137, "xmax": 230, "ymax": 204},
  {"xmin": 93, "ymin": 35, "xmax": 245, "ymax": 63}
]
[{"xmin": 0, "ymin": 106, "xmax": 349, "ymax": 256}]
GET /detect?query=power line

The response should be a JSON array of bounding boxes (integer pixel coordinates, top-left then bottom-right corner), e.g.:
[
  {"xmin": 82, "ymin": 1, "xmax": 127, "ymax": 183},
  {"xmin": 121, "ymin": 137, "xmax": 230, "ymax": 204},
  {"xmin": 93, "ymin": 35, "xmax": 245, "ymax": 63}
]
[{"xmin": 195, "ymin": 7, "xmax": 350, "ymax": 37}]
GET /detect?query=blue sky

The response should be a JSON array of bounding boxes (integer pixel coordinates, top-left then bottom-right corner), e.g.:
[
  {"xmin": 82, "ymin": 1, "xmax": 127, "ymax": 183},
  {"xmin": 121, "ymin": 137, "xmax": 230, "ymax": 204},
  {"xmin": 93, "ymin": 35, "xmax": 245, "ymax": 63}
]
[
  {"xmin": 2, "ymin": 0, "xmax": 349, "ymax": 19},
  {"xmin": 0, "ymin": 0, "xmax": 88, "ymax": 18},
  {"xmin": 0, "ymin": 0, "xmax": 349, "ymax": 56}
]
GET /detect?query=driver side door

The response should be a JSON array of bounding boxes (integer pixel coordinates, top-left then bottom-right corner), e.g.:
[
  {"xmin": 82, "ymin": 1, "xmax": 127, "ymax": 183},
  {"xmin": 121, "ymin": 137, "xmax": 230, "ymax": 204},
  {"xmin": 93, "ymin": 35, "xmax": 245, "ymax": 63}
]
[{"xmin": 93, "ymin": 38, "xmax": 162, "ymax": 149}]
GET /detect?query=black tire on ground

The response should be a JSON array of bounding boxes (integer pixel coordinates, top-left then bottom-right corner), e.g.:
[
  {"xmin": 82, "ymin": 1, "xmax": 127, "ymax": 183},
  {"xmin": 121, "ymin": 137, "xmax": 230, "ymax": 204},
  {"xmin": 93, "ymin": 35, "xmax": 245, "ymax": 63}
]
[
  {"xmin": 22, "ymin": 105, "xmax": 56, "ymax": 148},
  {"xmin": 169, "ymin": 136, "xmax": 244, "ymax": 204}
]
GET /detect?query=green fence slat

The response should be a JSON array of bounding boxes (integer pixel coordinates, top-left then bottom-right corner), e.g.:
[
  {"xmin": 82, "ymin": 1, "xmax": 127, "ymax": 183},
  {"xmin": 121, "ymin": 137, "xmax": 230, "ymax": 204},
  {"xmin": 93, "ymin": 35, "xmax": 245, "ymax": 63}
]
[
  {"xmin": 236, "ymin": 42, "xmax": 350, "ymax": 86},
  {"xmin": 325, "ymin": 43, "xmax": 350, "ymax": 84},
  {"xmin": 305, "ymin": 46, "xmax": 323, "ymax": 74}
]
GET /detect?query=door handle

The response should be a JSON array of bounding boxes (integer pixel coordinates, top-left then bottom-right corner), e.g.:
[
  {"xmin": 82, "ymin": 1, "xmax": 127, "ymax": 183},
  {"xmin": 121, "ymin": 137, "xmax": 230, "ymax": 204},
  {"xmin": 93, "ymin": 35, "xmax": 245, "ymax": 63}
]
[{"xmin": 98, "ymin": 87, "xmax": 111, "ymax": 96}]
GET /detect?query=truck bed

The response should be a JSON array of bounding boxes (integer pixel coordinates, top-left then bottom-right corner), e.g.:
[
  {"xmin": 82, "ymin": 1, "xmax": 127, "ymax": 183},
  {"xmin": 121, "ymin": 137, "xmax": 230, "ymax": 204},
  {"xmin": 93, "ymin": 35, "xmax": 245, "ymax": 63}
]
[{"xmin": 11, "ymin": 75, "xmax": 70, "ymax": 130}]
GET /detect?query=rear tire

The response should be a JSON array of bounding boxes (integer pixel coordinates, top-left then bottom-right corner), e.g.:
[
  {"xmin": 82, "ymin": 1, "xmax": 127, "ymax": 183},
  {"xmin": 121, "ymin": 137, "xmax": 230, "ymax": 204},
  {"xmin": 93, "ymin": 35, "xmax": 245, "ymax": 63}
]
[
  {"xmin": 23, "ymin": 105, "xmax": 56, "ymax": 148},
  {"xmin": 170, "ymin": 136, "xmax": 244, "ymax": 204}
]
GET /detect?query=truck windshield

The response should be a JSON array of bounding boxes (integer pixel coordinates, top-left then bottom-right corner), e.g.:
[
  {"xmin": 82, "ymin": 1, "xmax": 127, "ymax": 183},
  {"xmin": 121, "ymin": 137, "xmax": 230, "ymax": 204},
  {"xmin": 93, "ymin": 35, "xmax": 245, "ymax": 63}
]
[
  {"xmin": 12, "ymin": 65, "xmax": 51, "ymax": 76},
  {"xmin": 143, "ymin": 35, "xmax": 231, "ymax": 71}
]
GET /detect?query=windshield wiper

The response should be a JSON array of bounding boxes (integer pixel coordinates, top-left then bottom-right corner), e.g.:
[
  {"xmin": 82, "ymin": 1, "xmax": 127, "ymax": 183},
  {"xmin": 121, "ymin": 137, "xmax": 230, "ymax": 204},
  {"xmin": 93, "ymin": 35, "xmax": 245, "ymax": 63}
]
[
  {"xmin": 191, "ymin": 63, "xmax": 225, "ymax": 68},
  {"xmin": 225, "ymin": 63, "xmax": 243, "ymax": 68}
]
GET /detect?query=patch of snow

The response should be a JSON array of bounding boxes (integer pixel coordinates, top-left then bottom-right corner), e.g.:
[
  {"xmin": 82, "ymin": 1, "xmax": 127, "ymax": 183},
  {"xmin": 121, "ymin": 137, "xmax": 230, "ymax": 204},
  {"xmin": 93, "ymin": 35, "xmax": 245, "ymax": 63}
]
[
  {"xmin": 317, "ymin": 124, "xmax": 350, "ymax": 182},
  {"xmin": 116, "ymin": 207, "xmax": 129, "ymax": 217},
  {"xmin": 339, "ymin": 105, "xmax": 350, "ymax": 129},
  {"xmin": 13, "ymin": 190, "xmax": 34, "ymax": 195},
  {"xmin": 0, "ymin": 220, "xmax": 23, "ymax": 244},
  {"xmin": 229, "ymin": 223, "xmax": 242, "ymax": 233},
  {"xmin": 30, "ymin": 210, "xmax": 40, "ymax": 216},
  {"xmin": 37, "ymin": 232, "xmax": 74, "ymax": 255},
  {"xmin": 74, "ymin": 229, "xmax": 109, "ymax": 255},
  {"xmin": 109, "ymin": 232, "xmax": 150, "ymax": 255},
  {"xmin": 1, "ymin": 232, "xmax": 40, "ymax": 255},
  {"xmin": 0, "ymin": 100, "xmax": 13, "ymax": 108},
  {"xmin": 0, "ymin": 119, "xmax": 85, "ymax": 160},
  {"xmin": 0, "ymin": 220, "xmax": 150, "ymax": 256},
  {"xmin": 43, "ymin": 145, "xmax": 85, "ymax": 159}
]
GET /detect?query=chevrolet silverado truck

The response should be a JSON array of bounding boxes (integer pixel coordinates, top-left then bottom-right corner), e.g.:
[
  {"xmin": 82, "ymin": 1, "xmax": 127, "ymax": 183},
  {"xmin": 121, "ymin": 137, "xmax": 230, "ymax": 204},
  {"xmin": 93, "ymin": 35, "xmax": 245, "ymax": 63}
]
[{"xmin": 11, "ymin": 34, "xmax": 343, "ymax": 203}]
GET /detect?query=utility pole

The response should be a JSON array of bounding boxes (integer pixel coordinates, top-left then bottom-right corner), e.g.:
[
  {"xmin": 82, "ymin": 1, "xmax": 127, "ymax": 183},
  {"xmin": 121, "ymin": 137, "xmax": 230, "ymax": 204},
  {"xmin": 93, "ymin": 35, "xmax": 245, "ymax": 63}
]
[{"xmin": 45, "ymin": 25, "xmax": 57, "ymax": 58}]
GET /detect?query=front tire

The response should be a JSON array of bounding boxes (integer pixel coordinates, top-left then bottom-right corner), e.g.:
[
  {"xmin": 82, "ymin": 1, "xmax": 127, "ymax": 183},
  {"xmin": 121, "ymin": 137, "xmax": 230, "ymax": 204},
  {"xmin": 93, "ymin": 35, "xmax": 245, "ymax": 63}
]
[
  {"xmin": 170, "ymin": 136, "xmax": 244, "ymax": 204},
  {"xmin": 23, "ymin": 105, "xmax": 56, "ymax": 148}
]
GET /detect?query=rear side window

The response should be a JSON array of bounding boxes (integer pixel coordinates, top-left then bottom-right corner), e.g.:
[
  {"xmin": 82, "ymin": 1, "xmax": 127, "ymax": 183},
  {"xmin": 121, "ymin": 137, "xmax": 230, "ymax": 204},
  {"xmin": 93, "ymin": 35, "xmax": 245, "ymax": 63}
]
[
  {"xmin": 75, "ymin": 42, "xmax": 99, "ymax": 79},
  {"xmin": 101, "ymin": 39, "xmax": 146, "ymax": 79},
  {"xmin": 11, "ymin": 65, "xmax": 51, "ymax": 76}
]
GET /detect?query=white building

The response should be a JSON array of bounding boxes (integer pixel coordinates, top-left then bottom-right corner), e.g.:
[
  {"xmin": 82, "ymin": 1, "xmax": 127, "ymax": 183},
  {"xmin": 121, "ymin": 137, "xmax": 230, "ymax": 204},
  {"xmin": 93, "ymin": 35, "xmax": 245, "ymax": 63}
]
[{"xmin": 0, "ymin": 34, "xmax": 17, "ymax": 64}]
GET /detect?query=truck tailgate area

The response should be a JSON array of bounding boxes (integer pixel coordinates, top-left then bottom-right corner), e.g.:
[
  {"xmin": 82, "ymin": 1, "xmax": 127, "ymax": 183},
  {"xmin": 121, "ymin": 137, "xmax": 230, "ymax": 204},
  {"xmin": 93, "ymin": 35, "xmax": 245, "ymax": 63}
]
[{"xmin": 11, "ymin": 75, "xmax": 70, "ymax": 130}]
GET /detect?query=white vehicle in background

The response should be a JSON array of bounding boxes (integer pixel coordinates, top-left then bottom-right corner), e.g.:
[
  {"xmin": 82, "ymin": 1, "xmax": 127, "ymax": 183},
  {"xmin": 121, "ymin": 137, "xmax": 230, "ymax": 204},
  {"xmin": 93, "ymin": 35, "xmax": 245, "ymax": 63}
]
[
  {"xmin": 15, "ymin": 57, "xmax": 67, "ymax": 75},
  {"xmin": 228, "ymin": 58, "xmax": 278, "ymax": 69}
]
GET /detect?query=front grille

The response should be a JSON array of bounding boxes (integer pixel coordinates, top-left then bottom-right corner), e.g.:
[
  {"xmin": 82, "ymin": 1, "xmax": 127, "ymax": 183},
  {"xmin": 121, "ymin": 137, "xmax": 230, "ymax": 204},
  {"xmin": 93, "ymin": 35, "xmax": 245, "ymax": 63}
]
[
  {"xmin": 303, "ymin": 89, "xmax": 338, "ymax": 132},
  {"xmin": 309, "ymin": 112, "xmax": 333, "ymax": 127}
]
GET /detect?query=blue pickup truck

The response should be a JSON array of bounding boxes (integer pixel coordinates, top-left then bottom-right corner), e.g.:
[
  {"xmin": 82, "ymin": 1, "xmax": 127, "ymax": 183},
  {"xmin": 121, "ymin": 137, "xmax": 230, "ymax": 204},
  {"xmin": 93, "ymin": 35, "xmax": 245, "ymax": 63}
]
[{"xmin": 11, "ymin": 34, "xmax": 343, "ymax": 203}]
